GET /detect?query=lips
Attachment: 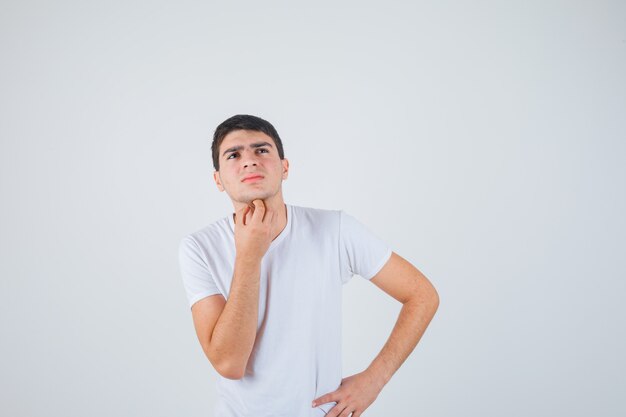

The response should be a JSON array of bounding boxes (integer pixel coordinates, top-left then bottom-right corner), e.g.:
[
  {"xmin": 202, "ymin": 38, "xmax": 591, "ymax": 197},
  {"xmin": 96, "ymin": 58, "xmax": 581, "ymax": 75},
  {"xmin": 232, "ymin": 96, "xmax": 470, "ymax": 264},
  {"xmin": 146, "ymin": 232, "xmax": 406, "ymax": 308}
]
[{"xmin": 242, "ymin": 175, "xmax": 264, "ymax": 183}]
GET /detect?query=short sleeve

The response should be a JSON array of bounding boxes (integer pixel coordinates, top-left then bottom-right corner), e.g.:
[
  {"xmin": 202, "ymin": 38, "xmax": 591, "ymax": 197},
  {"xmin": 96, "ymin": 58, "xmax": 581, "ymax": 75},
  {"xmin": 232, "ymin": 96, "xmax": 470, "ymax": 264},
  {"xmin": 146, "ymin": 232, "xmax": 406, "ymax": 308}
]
[
  {"xmin": 338, "ymin": 210, "xmax": 393, "ymax": 284},
  {"xmin": 178, "ymin": 236, "xmax": 222, "ymax": 309}
]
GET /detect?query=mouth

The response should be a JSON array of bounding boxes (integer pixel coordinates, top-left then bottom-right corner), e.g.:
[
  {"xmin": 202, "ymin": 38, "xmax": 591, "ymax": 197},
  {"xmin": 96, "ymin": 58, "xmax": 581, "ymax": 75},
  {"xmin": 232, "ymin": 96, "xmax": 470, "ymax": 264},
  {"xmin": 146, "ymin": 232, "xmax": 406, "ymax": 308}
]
[{"xmin": 242, "ymin": 175, "xmax": 264, "ymax": 183}]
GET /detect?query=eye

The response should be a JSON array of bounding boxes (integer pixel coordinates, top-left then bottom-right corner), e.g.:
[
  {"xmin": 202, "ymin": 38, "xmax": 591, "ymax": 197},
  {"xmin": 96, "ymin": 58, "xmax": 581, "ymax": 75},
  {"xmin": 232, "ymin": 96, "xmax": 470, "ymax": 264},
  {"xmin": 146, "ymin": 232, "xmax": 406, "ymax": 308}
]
[{"xmin": 226, "ymin": 148, "xmax": 269, "ymax": 160}]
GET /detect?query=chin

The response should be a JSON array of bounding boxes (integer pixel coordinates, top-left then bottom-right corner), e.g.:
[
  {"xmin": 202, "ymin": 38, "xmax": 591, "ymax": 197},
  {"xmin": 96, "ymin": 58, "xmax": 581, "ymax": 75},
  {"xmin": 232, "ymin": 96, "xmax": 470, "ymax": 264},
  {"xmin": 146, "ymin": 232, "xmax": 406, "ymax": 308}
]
[
  {"xmin": 238, "ymin": 192, "xmax": 269, "ymax": 204},
  {"xmin": 248, "ymin": 188, "xmax": 279, "ymax": 202}
]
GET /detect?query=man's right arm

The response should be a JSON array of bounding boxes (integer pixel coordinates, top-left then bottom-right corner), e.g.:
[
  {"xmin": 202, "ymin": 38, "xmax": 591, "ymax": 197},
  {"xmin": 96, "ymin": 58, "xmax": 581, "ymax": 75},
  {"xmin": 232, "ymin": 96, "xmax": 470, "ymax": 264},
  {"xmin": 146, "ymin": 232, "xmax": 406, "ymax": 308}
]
[
  {"xmin": 190, "ymin": 200, "xmax": 274, "ymax": 380},
  {"xmin": 192, "ymin": 256, "xmax": 261, "ymax": 380}
]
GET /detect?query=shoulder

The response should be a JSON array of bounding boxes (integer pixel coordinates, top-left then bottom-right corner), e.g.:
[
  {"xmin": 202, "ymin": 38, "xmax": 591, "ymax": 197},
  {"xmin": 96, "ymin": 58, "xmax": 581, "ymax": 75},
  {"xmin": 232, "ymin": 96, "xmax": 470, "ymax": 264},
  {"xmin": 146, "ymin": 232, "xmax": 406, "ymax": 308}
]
[
  {"xmin": 289, "ymin": 203, "xmax": 342, "ymax": 226},
  {"xmin": 180, "ymin": 215, "xmax": 231, "ymax": 252}
]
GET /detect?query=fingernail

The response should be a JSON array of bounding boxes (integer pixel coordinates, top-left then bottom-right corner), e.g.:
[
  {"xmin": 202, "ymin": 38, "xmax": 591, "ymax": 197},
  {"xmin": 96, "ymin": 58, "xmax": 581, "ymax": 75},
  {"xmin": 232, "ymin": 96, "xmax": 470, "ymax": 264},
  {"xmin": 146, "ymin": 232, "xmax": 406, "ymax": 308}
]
[{"xmin": 311, "ymin": 402, "xmax": 316, "ymax": 407}]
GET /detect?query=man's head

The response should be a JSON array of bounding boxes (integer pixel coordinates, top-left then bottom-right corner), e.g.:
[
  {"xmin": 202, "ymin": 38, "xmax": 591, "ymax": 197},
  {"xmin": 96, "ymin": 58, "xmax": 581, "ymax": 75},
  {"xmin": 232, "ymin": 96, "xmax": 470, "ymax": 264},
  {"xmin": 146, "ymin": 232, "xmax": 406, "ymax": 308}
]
[
  {"xmin": 211, "ymin": 114, "xmax": 285, "ymax": 171},
  {"xmin": 211, "ymin": 114, "xmax": 289, "ymax": 206}
]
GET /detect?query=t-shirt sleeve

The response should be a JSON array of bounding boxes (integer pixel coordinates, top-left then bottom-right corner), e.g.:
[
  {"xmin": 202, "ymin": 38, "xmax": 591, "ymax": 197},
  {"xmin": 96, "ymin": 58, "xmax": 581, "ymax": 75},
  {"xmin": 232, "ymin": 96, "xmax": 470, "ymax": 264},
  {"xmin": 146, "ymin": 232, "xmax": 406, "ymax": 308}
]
[
  {"xmin": 178, "ymin": 235, "xmax": 222, "ymax": 309},
  {"xmin": 338, "ymin": 210, "xmax": 393, "ymax": 284}
]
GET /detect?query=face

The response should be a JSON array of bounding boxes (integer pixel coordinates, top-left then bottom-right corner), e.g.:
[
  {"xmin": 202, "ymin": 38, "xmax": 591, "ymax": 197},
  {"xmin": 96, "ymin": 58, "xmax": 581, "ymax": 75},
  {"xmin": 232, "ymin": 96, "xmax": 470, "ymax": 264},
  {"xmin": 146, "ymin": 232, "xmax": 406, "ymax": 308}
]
[{"xmin": 213, "ymin": 129, "xmax": 289, "ymax": 205}]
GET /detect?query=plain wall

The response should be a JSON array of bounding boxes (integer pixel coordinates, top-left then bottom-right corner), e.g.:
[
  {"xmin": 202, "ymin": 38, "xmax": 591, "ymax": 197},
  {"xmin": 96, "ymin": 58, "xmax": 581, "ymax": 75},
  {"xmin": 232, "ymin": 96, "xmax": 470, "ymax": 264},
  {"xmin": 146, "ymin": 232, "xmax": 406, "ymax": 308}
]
[{"xmin": 1, "ymin": 1, "xmax": 624, "ymax": 416}]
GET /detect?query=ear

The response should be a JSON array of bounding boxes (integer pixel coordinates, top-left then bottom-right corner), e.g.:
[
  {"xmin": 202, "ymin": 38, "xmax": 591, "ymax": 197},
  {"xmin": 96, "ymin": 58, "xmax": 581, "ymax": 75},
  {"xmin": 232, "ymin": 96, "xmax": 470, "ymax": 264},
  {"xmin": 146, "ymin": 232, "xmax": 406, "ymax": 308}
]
[
  {"xmin": 281, "ymin": 158, "xmax": 289, "ymax": 180},
  {"xmin": 213, "ymin": 170, "xmax": 225, "ymax": 192}
]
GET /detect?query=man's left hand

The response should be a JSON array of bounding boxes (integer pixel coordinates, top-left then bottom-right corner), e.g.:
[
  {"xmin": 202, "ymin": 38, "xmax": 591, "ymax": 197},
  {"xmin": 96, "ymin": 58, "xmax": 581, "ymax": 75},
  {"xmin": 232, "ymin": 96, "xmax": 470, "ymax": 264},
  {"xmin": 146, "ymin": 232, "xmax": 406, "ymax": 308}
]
[{"xmin": 311, "ymin": 370, "xmax": 383, "ymax": 417}]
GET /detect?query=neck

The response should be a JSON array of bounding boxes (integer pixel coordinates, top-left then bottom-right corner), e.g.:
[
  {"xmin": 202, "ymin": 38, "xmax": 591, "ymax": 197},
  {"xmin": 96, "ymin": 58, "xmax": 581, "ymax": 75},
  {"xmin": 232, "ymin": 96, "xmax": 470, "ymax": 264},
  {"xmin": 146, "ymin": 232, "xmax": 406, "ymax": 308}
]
[{"xmin": 231, "ymin": 194, "xmax": 288, "ymax": 241}]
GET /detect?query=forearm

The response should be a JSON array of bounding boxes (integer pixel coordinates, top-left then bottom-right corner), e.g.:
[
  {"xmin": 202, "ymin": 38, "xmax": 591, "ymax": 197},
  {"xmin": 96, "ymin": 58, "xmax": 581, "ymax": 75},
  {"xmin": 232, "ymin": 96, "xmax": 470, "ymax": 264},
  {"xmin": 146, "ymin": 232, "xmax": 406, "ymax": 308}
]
[
  {"xmin": 209, "ymin": 256, "xmax": 261, "ymax": 377},
  {"xmin": 365, "ymin": 290, "xmax": 439, "ymax": 389}
]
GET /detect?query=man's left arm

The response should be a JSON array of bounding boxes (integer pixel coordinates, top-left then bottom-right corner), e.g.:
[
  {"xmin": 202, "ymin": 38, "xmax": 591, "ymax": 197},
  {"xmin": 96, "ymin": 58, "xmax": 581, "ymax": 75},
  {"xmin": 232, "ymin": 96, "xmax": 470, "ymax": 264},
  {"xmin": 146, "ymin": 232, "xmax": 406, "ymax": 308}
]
[{"xmin": 312, "ymin": 251, "xmax": 439, "ymax": 417}]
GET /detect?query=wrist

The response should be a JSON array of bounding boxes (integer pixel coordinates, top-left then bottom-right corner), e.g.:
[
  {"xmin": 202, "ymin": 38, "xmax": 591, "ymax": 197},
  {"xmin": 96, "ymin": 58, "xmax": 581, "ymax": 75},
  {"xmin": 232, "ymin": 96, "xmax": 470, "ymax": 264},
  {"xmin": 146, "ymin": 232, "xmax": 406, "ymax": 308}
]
[
  {"xmin": 234, "ymin": 258, "xmax": 262, "ymax": 278},
  {"xmin": 364, "ymin": 364, "xmax": 391, "ymax": 391},
  {"xmin": 235, "ymin": 253, "xmax": 262, "ymax": 267}
]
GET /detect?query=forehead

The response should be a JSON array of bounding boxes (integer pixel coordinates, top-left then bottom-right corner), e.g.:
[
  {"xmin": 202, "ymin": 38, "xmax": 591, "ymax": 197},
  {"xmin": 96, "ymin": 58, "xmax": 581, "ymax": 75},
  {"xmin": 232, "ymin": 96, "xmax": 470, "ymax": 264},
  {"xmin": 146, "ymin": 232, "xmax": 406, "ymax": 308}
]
[{"xmin": 220, "ymin": 129, "xmax": 274, "ymax": 151}]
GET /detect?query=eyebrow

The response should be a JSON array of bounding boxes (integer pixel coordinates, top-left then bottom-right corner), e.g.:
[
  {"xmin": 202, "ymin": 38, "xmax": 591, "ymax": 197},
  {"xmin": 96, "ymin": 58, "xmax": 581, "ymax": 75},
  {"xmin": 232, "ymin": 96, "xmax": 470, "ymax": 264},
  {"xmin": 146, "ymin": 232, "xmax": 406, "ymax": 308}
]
[{"xmin": 222, "ymin": 141, "xmax": 273, "ymax": 157}]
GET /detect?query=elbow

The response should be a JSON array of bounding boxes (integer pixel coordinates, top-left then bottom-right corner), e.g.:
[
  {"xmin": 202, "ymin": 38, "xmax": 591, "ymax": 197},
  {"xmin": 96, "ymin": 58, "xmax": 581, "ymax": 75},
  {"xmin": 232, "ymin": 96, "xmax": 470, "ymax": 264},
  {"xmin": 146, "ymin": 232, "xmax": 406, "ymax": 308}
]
[
  {"xmin": 426, "ymin": 284, "xmax": 440, "ymax": 310},
  {"xmin": 426, "ymin": 279, "xmax": 440, "ymax": 312},
  {"xmin": 432, "ymin": 290, "xmax": 440, "ymax": 312},
  {"xmin": 215, "ymin": 363, "xmax": 245, "ymax": 380},
  {"xmin": 407, "ymin": 286, "xmax": 440, "ymax": 316},
  {"xmin": 209, "ymin": 352, "xmax": 246, "ymax": 380}
]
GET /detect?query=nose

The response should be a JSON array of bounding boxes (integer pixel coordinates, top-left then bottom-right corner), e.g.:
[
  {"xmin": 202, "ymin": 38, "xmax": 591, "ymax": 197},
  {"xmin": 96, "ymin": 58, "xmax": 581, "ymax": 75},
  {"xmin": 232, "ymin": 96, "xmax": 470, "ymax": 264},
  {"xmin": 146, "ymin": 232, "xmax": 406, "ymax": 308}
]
[{"xmin": 241, "ymin": 149, "xmax": 259, "ymax": 168}]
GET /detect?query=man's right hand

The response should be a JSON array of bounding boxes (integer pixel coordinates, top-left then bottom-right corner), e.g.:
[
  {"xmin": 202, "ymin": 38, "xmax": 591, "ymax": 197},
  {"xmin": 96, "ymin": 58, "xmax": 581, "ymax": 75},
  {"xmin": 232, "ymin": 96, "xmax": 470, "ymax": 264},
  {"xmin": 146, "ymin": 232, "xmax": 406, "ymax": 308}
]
[{"xmin": 234, "ymin": 199, "xmax": 276, "ymax": 261}]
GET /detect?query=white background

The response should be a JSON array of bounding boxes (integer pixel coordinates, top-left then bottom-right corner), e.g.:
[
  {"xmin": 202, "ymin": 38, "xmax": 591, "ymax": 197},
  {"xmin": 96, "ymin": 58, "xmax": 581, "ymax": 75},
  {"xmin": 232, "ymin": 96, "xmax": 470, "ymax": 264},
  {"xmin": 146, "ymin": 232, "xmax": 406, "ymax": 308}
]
[{"xmin": 1, "ymin": 1, "xmax": 625, "ymax": 416}]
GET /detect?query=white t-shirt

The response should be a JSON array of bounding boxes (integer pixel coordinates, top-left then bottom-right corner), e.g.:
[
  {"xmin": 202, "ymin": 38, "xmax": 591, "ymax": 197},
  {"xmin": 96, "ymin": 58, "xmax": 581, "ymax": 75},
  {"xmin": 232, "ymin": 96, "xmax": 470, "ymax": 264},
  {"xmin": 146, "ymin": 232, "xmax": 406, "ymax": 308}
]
[{"xmin": 178, "ymin": 203, "xmax": 392, "ymax": 417}]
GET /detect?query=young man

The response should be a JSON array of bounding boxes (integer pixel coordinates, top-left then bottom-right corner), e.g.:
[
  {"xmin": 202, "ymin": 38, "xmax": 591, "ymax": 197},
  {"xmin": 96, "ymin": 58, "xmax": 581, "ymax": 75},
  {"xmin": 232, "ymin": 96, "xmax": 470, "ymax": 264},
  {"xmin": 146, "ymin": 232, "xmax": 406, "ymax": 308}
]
[{"xmin": 178, "ymin": 114, "xmax": 439, "ymax": 417}]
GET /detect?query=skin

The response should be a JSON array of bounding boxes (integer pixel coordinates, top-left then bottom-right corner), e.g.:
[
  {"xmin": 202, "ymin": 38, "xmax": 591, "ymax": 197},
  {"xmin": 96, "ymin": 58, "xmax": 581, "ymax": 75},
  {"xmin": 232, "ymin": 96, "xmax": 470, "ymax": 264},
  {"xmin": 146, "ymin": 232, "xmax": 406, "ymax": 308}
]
[
  {"xmin": 213, "ymin": 128, "xmax": 290, "ymax": 242},
  {"xmin": 199, "ymin": 129, "xmax": 288, "ymax": 379},
  {"xmin": 211, "ymin": 128, "xmax": 440, "ymax": 415},
  {"xmin": 311, "ymin": 252, "xmax": 440, "ymax": 416}
]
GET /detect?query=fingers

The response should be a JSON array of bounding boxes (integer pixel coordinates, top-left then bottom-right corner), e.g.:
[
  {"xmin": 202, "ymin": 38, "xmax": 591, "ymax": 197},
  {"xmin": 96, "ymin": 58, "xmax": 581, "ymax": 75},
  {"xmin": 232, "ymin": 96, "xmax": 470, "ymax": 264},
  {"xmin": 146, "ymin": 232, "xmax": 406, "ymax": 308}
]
[
  {"xmin": 337, "ymin": 404, "xmax": 352, "ymax": 417},
  {"xmin": 326, "ymin": 401, "xmax": 351, "ymax": 417},
  {"xmin": 237, "ymin": 200, "xmax": 275, "ymax": 225},
  {"xmin": 249, "ymin": 199, "xmax": 266, "ymax": 223},
  {"xmin": 236, "ymin": 205, "xmax": 251, "ymax": 226},
  {"xmin": 245, "ymin": 202, "xmax": 255, "ymax": 225},
  {"xmin": 312, "ymin": 393, "xmax": 335, "ymax": 408},
  {"xmin": 240, "ymin": 202, "xmax": 257, "ymax": 226}
]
